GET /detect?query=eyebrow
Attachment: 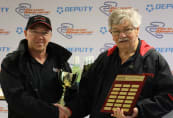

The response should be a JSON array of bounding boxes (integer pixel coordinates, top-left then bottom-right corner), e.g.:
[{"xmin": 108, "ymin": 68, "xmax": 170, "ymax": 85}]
[{"xmin": 112, "ymin": 27, "xmax": 132, "ymax": 30}]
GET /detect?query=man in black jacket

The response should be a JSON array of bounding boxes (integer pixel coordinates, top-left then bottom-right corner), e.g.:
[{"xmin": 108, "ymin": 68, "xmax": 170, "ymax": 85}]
[
  {"xmin": 0, "ymin": 15, "xmax": 75, "ymax": 118},
  {"xmin": 65, "ymin": 8, "xmax": 173, "ymax": 118}
]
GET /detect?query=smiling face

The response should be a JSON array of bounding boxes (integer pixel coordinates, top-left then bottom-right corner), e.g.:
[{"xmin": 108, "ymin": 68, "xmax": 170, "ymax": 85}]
[
  {"xmin": 111, "ymin": 20, "xmax": 139, "ymax": 51},
  {"xmin": 24, "ymin": 23, "xmax": 52, "ymax": 54}
]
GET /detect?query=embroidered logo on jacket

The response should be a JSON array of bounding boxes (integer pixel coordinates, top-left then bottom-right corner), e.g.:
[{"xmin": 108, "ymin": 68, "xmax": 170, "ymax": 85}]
[{"xmin": 53, "ymin": 67, "xmax": 60, "ymax": 73}]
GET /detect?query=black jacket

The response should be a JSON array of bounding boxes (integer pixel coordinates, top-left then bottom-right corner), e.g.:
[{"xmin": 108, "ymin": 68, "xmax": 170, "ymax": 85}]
[
  {"xmin": 0, "ymin": 39, "xmax": 73, "ymax": 118},
  {"xmin": 67, "ymin": 39, "xmax": 173, "ymax": 118}
]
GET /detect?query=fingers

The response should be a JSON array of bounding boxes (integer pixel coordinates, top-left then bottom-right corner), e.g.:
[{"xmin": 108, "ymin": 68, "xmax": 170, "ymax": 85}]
[
  {"xmin": 111, "ymin": 109, "xmax": 117, "ymax": 117},
  {"xmin": 54, "ymin": 103, "xmax": 64, "ymax": 111},
  {"xmin": 111, "ymin": 108, "xmax": 125, "ymax": 118},
  {"xmin": 111, "ymin": 107, "xmax": 138, "ymax": 118},
  {"xmin": 59, "ymin": 107, "xmax": 68, "ymax": 118},
  {"xmin": 53, "ymin": 103, "xmax": 70, "ymax": 118}
]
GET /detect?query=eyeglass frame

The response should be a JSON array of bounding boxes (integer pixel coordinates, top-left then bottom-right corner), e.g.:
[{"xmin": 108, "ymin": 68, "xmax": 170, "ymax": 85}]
[
  {"xmin": 111, "ymin": 27, "xmax": 136, "ymax": 36},
  {"xmin": 29, "ymin": 30, "xmax": 51, "ymax": 36}
]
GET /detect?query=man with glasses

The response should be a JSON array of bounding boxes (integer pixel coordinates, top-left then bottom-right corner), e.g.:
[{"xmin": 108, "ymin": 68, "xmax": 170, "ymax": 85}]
[
  {"xmin": 64, "ymin": 8, "xmax": 173, "ymax": 118},
  {"xmin": 0, "ymin": 15, "xmax": 76, "ymax": 118}
]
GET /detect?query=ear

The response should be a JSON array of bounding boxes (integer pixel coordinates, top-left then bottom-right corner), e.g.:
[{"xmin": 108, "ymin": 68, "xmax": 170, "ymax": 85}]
[
  {"xmin": 135, "ymin": 27, "xmax": 140, "ymax": 36},
  {"xmin": 50, "ymin": 31, "xmax": 53, "ymax": 37},
  {"xmin": 109, "ymin": 29, "xmax": 112, "ymax": 34},
  {"xmin": 136, "ymin": 27, "xmax": 140, "ymax": 32},
  {"xmin": 24, "ymin": 30, "xmax": 28, "ymax": 40}
]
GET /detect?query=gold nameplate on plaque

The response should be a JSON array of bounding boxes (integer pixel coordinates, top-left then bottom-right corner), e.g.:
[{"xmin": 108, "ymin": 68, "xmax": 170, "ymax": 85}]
[{"xmin": 101, "ymin": 74, "xmax": 146, "ymax": 115}]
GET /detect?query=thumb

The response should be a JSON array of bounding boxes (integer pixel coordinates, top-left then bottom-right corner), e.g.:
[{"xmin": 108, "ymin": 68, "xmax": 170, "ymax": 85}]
[{"xmin": 131, "ymin": 107, "xmax": 138, "ymax": 118}]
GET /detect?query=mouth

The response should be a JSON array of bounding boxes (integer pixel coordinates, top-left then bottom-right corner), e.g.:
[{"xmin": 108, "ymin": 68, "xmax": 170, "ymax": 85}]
[
  {"xmin": 35, "ymin": 42, "xmax": 44, "ymax": 46},
  {"xmin": 118, "ymin": 38, "xmax": 129, "ymax": 43}
]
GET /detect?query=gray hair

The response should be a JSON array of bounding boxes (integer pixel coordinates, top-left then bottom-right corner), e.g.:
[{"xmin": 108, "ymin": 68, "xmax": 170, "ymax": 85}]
[{"xmin": 108, "ymin": 8, "xmax": 142, "ymax": 30}]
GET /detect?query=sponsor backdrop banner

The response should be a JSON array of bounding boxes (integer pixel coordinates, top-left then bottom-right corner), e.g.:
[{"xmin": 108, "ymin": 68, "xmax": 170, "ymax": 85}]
[{"xmin": 0, "ymin": 0, "xmax": 173, "ymax": 117}]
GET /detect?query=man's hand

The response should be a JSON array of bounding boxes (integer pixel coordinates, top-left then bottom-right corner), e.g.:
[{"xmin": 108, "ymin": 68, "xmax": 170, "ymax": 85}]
[
  {"xmin": 54, "ymin": 103, "xmax": 71, "ymax": 118},
  {"xmin": 111, "ymin": 107, "xmax": 138, "ymax": 118}
]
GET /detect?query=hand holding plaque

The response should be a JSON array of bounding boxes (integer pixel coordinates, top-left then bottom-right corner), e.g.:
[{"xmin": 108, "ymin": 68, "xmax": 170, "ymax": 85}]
[
  {"xmin": 58, "ymin": 70, "xmax": 78, "ymax": 105},
  {"xmin": 101, "ymin": 74, "xmax": 146, "ymax": 115}
]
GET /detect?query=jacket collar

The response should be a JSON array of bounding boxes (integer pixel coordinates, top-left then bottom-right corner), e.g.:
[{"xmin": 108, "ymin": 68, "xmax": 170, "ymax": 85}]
[
  {"xmin": 107, "ymin": 38, "xmax": 154, "ymax": 57},
  {"xmin": 17, "ymin": 39, "xmax": 72, "ymax": 62}
]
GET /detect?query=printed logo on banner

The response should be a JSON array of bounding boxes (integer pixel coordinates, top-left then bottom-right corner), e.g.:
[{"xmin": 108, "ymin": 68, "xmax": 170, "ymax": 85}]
[
  {"xmin": 57, "ymin": 23, "xmax": 93, "ymax": 39},
  {"xmin": 100, "ymin": 27, "xmax": 108, "ymax": 35},
  {"xmin": 146, "ymin": 22, "xmax": 173, "ymax": 39},
  {"xmin": 0, "ymin": 47, "xmax": 10, "ymax": 52},
  {"xmin": 100, "ymin": 43, "xmax": 114, "ymax": 52},
  {"xmin": 16, "ymin": 27, "xmax": 24, "ymax": 34},
  {"xmin": 99, "ymin": 1, "xmax": 117, "ymax": 16},
  {"xmin": 0, "ymin": 7, "xmax": 9, "ymax": 14},
  {"xmin": 155, "ymin": 47, "xmax": 173, "ymax": 53},
  {"xmin": 0, "ymin": 29, "xmax": 10, "ymax": 35},
  {"xmin": 66, "ymin": 47, "xmax": 94, "ymax": 53},
  {"xmin": 56, "ymin": 6, "xmax": 93, "ymax": 14},
  {"xmin": 146, "ymin": 4, "xmax": 173, "ymax": 13},
  {"xmin": 99, "ymin": 1, "xmax": 131, "ymax": 16},
  {"xmin": 15, "ymin": 3, "xmax": 50, "ymax": 19}
]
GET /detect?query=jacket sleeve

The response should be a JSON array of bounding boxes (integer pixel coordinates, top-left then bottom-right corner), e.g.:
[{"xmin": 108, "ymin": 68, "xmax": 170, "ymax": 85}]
[
  {"xmin": 0, "ymin": 60, "xmax": 60, "ymax": 118},
  {"xmin": 137, "ymin": 51, "xmax": 173, "ymax": 118},
  {"xmin": 66, "ymin": 52, "xmax": 107, "ymax": 118}
]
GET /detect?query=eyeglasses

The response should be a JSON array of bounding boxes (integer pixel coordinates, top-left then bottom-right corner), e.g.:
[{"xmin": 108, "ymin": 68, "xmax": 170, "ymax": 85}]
[
  {"xmin": 111, "ymin": 28, "xmax": 136, "ymax": 36},
  {"xmin": 29, "ymin": 30, "xmax": 51, "ymax": 36}
]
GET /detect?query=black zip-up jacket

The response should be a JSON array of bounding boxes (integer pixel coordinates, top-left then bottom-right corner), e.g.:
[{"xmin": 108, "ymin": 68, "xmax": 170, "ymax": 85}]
[
  {"xmin": 67, "ymin": 39, "xmax": 173, "ymax": 118},
  {"xmin": 0, "ymin": 39, "xmax": 73, "ymax": 118}
]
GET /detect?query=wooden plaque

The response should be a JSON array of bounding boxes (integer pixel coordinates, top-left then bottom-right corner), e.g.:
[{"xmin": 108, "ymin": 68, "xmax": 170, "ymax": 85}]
[{"xmin": 101, "ymin": 74, "xmax": 146, "ymax": 115}]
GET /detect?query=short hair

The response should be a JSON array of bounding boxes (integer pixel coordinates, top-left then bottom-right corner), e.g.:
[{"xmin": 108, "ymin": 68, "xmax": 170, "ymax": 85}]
[{"xmin": 108, "ymin": 8, "xmax": 142, "ymax": 30}]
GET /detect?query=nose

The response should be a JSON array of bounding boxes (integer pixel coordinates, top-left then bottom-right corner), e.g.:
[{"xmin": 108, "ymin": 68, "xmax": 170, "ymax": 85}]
[
  {"xmin": 38, "ymin": 34, "xmax": 45, "ymax": 40},
  {"xmin": 119, "ymin": 32, "xmax": 127, "ymax": 38}
]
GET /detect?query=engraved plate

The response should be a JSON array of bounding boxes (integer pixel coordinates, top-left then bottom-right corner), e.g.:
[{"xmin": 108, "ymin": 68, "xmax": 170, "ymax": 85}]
[
  {"xmin": 115, "ymin": 84, "xmax": 122, "ymax": 87},
  {"xmin": 107, "ymin": 99, "xmax": 115, "ymax": 102},
  {"xmin": 111, "ymin": 92, "xmax": 119, "ymax": 95},
  {"xmin": 130, "ymin": 88, "xmax": 138, "ymax": 92},
  {"xmin": 126, "ymin": 96, "xmax": 134, "ymax": 99},
  {"xmin": 116, "ymin": 99, "xmax": 124, "ymax": 103},
  {"xmin": 106, "ymin": 103, "xmax": 114, "ymax": 106},
  {"xmin": 121, "ymin": 88, "xmax": 129, "ymax": 91},
  {"xmin": 125, "ymin": 100, "xmax": 133, "ymax": 104},
  {"xmin": 128, "ymin": 92, "xmax": 136, "ymax": 96},
  {"xmin": 109, "ymin": 95, "xmax": 117, "ymax": 98},
  {"xmin": 123, "ymin": 84, "xmax": 131, "ymax": 87},
  {"xmin": 132, "ymin": 85, "xmax": 139, "ymax": 88},
  {"xmin": 120, "ymin": 92, "xmax": 127, "ymax": 95},
  {"xmin": 113, "ymin": 88, "xmax": 121, "ymax": 91},
  {"xmin": 104, "ymin": 107, "xmax": 111, "ymax": 110},
  {"xmin": 114, "ymin": 104, "xmax": 122, "ymax": 107},
  {"xmin": 118, "ymin": 96, "xmax": 125, "ymax": 99},
  {"xmin": 123, "ymin": 104, "xmax": 131, "ymax": 108}
]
